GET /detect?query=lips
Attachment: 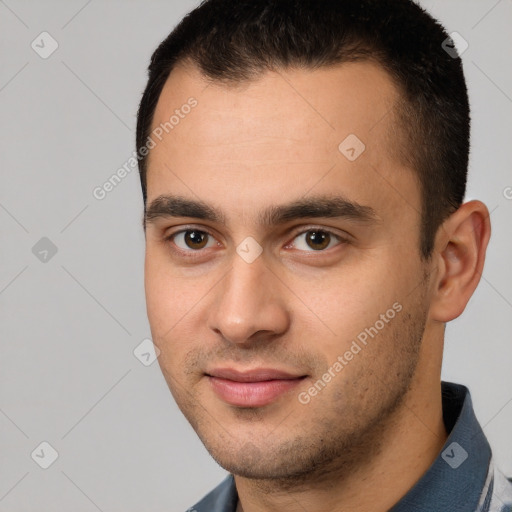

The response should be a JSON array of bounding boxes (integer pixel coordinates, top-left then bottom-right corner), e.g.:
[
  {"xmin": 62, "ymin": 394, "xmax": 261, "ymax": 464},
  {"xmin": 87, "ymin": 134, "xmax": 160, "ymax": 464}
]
[{"xmin": 206, "ymin": 367, "xmax": 307, "ymax": 407}]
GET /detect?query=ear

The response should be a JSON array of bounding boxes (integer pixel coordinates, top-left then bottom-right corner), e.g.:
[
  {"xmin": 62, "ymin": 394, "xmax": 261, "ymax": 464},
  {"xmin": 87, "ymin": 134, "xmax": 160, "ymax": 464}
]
[{"xmin": 429, "ymin": 200, "xmax": 491, "ymax": 323}]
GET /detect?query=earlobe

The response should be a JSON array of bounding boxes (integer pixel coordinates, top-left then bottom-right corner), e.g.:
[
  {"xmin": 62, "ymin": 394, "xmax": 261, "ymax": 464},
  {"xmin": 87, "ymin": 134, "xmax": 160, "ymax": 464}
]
[{"xmin": 429, "ymin": 200, "xmax": 491, "ymax": 323}]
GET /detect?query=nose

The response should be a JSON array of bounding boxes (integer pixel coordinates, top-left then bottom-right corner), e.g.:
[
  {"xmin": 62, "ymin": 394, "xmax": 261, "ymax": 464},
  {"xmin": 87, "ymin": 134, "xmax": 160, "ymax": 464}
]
[{"xmin": 207, "ymin": 250, "xmax": 290, "ymax": 346}]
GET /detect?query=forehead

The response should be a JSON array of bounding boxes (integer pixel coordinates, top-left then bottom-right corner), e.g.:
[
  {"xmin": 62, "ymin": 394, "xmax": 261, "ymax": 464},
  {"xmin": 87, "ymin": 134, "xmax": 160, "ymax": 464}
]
[
  {"xmin": 146, "ymin": 61, "xmax": 418, "ymax": 224},
  {"xmin": 150, "ymin": 60, "xmax": 400, "ymax": 147}
]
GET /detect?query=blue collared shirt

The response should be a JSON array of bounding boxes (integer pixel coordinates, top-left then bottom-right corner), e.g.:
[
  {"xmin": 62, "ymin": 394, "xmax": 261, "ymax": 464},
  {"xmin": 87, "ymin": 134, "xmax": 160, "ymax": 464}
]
[{"xmin": 189, "ymin": 382, "xmax": 512, "ymax": 511}]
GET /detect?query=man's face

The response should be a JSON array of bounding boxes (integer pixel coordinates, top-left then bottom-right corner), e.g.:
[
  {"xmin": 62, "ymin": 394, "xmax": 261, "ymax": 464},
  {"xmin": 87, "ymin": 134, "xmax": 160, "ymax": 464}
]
[{"xmin": 144, "ymin": 62, "xmax": 434, "ymax": 479}]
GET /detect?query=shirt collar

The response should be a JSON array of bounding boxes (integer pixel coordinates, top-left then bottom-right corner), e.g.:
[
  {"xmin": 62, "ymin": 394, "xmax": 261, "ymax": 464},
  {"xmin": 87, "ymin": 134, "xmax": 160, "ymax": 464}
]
[
  {"xmin": 192, "ymin": 381, "xmax": 491, "ymax": 511},
  {"xmin": 390, "ymin": 381, "xmax": 491, "ymax": 511}
]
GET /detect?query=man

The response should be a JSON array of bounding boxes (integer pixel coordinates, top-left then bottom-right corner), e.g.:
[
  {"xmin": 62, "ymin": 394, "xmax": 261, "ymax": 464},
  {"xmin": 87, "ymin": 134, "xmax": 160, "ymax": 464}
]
[{"xmin": 136, "ymin": 0, "xmax": 512, "ymax": 510}]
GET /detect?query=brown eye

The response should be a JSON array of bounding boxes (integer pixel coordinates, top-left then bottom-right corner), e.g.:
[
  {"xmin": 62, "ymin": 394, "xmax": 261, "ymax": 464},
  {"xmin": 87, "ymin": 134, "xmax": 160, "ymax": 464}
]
[
  {"xmin": 305, "ymin": 231, "xmax": 331, "ymax": 250},
  {"xmin": 291, "ymin": 229, "xmax": 343, "ymax": 252},
  {"xmin": 184, "ymin": 230, "xmax": 208, "ymax": 249},
  {"xmin": 172, "ymin": 230, "xmax": 215, "ymax": 251}
]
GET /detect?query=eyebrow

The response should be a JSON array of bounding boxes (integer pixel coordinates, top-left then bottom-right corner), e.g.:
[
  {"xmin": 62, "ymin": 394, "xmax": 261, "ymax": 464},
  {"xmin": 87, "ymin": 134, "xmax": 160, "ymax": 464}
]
[{"xmin": 144, "ymin": 194, "xmax": 378, "ymax": 229}]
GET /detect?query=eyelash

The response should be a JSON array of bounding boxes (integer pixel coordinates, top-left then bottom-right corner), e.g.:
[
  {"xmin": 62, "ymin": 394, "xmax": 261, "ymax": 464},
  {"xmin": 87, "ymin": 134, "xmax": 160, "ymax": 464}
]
[{"xmin": 164, "ymin": 226, "xmax": 348, "ymax": 259}]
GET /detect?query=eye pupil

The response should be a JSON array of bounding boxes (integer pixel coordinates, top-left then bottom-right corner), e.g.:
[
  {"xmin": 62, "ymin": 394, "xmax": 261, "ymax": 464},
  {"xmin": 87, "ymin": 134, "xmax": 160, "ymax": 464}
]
[
  {"xmin": 306, "ymin": 231, "xmax": 330, "ymax": 250},
  {"xmin": 185, "ymin": 230, "xmax": 208, "ymax": 249}
]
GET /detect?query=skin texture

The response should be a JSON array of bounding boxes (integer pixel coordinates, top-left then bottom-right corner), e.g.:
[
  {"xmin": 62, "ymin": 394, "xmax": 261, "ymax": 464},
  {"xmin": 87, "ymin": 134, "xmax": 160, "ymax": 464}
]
[{"xmin": 143, "ymin": 62, "xmax": 491, "ymax": 512}]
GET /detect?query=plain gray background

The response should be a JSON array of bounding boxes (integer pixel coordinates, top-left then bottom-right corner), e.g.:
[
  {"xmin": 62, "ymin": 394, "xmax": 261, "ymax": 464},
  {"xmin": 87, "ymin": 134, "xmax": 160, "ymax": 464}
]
[{"xmin": 0, "ymin": 1, "xmax": 511, "ymax": 510}]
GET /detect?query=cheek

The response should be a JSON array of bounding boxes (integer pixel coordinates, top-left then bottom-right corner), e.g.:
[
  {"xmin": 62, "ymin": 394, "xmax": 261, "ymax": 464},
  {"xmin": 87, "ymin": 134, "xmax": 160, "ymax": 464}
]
[
  {"xmin": 144, "ymin": 271, "xmax": 188, "ymax": 382},
  {"xmin": 144, "ymin": 250, "xmax": 216, "ymax": 371},
  {"xmin": 144, "ymin": 252, "xmax": 191, "ymax": 343},
  {"xmin": 293, "ymin": 258, "xmax": 404, "ymax": 347}
]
